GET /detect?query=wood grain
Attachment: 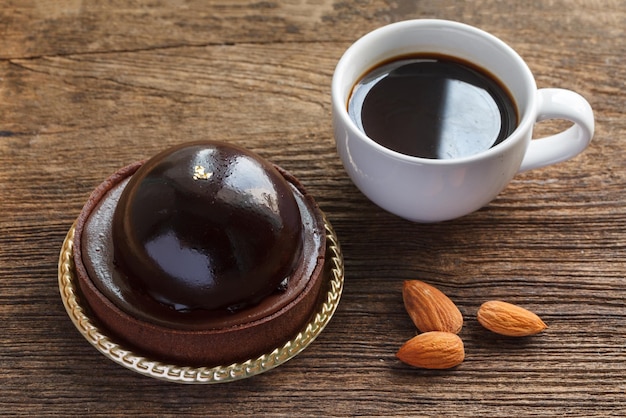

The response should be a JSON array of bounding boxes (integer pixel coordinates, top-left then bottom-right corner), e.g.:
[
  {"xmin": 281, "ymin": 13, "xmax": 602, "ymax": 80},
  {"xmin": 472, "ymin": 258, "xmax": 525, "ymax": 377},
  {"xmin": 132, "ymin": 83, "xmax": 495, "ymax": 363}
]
[{"xmin": 1, "ymin": 0, "xmax": 625, "ymax": 416}]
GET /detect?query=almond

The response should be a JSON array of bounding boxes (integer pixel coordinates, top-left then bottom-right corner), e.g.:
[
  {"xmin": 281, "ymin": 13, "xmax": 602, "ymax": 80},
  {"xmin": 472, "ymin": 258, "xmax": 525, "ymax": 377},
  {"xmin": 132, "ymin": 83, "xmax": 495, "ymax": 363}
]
[
  {"xmin": 402, "ymin": 280, "xmax": 463, "ymax": 334},
  {"xmin": 396, "ymin": 331, "xmax": 465, "ymax": 369},
  {"xmin": 477, "ymin": 300, "xmax": 547, "ymax": 337}
]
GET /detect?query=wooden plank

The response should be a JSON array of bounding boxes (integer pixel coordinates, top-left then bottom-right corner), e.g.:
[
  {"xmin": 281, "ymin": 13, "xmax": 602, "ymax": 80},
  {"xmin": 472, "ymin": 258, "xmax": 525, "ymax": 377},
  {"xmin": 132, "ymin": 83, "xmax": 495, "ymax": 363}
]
[{"xmin": 0, "ymin": 0, "xmax": 624, "ymax": 416}]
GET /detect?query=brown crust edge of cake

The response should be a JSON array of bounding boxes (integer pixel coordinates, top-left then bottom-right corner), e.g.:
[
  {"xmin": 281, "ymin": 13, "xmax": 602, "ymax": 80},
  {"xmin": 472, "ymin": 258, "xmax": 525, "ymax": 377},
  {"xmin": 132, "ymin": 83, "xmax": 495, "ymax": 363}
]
[{"xmin": 72, "ymin": 161, "xmax": 328, "ymax": 367}]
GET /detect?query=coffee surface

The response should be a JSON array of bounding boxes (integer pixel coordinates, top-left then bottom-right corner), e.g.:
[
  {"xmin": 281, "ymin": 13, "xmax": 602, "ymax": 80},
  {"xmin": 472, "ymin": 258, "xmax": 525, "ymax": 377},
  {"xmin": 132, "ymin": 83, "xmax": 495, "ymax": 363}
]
[{"xmin": 348, "ymin": 55, "xmax": 517, "ymax": 159}]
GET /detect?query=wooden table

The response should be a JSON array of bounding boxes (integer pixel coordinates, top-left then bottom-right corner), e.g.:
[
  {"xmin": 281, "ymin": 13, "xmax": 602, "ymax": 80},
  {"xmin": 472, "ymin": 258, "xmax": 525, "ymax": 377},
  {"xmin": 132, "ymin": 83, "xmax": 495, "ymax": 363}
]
[{"xmin": 1, "ymin": 1, "xmax": 624, "ymax": 416}]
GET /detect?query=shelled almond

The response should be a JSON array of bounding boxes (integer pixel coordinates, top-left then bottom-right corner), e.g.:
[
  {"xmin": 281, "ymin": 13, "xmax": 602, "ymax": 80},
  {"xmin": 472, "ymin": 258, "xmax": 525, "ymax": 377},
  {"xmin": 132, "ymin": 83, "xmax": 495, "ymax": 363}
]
[
  {"xmin": 396, "ymin": 331, "xmax": 465, "ymax": 369},
  {"xmin": 402, "ymin": 280, "xmax": 463, "ymax": 334},
  {"xmin": 477, "ymin": 300, "xmax": 547, "ymax": 337}
]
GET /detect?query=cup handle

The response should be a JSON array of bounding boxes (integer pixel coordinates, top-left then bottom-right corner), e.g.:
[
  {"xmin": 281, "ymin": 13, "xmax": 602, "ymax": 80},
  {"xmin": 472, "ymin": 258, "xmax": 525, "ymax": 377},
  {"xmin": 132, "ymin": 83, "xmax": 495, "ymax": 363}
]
[{"xmin": 518, "ymin": 88, "xmax": 594, "ymax": 173}]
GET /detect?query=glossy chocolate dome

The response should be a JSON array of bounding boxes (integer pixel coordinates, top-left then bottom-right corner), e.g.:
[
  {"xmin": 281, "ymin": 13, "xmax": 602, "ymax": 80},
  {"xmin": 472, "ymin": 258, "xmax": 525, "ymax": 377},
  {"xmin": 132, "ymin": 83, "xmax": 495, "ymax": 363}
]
[{"xmin": 111, "ymin": 141, "xmax": 304, "ymax": 313}]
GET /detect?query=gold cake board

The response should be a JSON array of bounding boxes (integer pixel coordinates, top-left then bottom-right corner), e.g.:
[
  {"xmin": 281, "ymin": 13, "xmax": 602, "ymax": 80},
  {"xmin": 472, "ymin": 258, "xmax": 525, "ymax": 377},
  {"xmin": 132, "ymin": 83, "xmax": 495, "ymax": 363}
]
[{"xmin": 58, "ymin": 215, "xmax": 344, "ymax": 384}]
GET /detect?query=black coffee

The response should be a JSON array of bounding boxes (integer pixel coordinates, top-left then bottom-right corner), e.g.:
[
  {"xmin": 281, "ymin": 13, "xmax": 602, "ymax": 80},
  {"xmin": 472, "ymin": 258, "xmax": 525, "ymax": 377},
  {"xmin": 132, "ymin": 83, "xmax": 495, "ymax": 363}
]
[{"xmin": 348, "ymin": 54, "xmax": 518, "ymax": 159}]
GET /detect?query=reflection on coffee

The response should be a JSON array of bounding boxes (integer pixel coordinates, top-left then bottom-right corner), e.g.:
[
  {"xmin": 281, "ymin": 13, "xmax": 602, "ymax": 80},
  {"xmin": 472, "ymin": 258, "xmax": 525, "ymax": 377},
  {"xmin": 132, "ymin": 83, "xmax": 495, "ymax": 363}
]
[{"xmin": 348, "ymin": 54, "xmax": 518, "ymax": 159}]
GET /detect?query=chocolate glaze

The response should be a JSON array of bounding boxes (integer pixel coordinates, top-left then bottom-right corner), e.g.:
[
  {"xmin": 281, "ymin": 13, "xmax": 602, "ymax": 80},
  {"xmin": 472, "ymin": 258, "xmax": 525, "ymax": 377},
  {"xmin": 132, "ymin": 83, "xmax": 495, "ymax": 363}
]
[
  {"xmin": 111, "ymin": 142, "xmax": 304, "ymax": 314},
  {"xmin": 73, "ymin": 142, "xmax": 329, "ymax": 365}
]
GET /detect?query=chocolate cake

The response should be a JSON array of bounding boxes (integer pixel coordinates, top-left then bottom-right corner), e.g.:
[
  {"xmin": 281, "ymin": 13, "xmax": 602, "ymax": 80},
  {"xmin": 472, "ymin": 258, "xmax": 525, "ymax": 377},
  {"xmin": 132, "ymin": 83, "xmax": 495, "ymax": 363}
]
[{"xmin": 72, "ymin": 141, "xmax": 329, "ymax": 366}]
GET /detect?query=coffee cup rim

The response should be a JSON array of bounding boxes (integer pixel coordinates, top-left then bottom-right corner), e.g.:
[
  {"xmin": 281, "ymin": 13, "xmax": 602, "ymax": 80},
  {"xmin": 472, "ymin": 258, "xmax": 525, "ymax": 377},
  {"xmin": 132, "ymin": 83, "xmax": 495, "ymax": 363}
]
[{"xmin": 331, "ymin": 19, "xmax": 538, "ymax": 165}]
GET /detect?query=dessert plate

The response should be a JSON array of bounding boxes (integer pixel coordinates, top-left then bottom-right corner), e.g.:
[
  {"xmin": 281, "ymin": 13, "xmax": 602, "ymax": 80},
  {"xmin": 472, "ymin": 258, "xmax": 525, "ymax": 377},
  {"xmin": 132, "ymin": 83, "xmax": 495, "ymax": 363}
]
[{"xmin": 58, "ymin": 215, "xmax": 344, "ymax": 384}]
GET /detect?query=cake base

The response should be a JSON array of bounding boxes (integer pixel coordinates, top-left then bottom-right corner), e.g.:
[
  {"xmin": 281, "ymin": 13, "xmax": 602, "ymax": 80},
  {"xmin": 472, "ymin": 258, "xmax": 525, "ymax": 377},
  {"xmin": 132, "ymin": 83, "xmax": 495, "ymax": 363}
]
[{"xmin": 58, "ymin": 216, "xmax": 343, "ymax": 384}]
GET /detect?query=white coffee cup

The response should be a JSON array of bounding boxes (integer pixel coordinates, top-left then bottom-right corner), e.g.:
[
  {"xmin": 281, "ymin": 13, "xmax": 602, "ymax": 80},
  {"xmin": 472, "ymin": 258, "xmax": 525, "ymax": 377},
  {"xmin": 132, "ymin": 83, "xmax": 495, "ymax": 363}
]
[{"xmin": 332, "ymin": 19, "xmax": 594, "ymax": 222}]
